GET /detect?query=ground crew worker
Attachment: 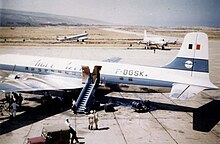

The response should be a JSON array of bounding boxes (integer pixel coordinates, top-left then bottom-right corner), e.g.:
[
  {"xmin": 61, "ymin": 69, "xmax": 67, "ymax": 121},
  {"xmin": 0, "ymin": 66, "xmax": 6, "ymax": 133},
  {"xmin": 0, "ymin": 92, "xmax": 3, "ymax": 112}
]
[
  {"xmin": 88, "ymin": 110, "xmax": 94, "ymax": 130},
  {"xmin": 11, "ymin": 101, "xmax": 18, "ymax": 117},
  {"xmin": 65, "ymin": 118, "xmax": 79, "ymax": 144},
  {"xmin": 93, "ymin": 110, "xmax": 99, "ymax": 130},
  {"xmin": 71, "ymin": 100, "xmax": 76, "ymax": 114},
  {"xmin": 5, "ymin": 93, "xmax": 13, "ymax": 111},
  {"xmin": 12, "ymin": 92, "xmax": 19, "ymax": 104},
  {"xmin": 18, "ymin": 93, "xmax": 23, "ymax": 107}
]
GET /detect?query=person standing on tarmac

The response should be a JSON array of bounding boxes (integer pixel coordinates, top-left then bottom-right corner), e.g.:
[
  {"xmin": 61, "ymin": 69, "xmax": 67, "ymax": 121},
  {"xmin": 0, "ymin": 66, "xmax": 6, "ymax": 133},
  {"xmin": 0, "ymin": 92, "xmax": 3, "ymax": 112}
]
[
  {"xmin": 65, "ymin": 118, "xmax": 79, "ymax": 144},
  {"xmin": 88, "ymin": 110, "xmax": 94, "ymax": 130},
  {"xmin": 11, "ymin": 100, "xmax": 18, "ymax": 117},
  {"xmin": 18, "ymin": 93, "xmax": 23, "ymax": 107},
  {"xmin": 12, "ymin": 92, "xmax": 19, "ymax": 103},
  {"xmin": 71, "ymin": 100, "xmax": 77, "ymax": 114},
  {"xmin": 93, "ymin": 110, "xmax": 99, "ymax": 130}
]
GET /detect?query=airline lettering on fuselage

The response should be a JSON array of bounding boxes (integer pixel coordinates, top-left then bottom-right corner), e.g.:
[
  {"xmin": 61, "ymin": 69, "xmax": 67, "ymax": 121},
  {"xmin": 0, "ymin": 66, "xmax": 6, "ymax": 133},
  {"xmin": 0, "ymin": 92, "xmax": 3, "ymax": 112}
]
[
  {"xmin": 65, "ymin": 62, "xmax": 81, "ymax": 71},
  {"xmin": 65, "ymin": 62, "xmax": 73, "ymax": 70},
  {"xmin": 115, "ymin": 69, "xmax": 146, "ymax": 77},
  {"xmin": 35, "ymin": 60, "xmax": 82, "ymax": 71},
  {"xmin": 35, "ymin": 59, "xmax": 53, "ymax": 68}
]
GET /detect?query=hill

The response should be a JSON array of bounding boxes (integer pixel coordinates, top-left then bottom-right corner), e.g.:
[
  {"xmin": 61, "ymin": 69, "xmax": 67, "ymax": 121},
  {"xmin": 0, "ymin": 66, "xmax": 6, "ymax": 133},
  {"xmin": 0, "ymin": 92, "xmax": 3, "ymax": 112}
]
[{"xmin": 0, "ymin": 9, "xmax": 108, "ymax": 26}]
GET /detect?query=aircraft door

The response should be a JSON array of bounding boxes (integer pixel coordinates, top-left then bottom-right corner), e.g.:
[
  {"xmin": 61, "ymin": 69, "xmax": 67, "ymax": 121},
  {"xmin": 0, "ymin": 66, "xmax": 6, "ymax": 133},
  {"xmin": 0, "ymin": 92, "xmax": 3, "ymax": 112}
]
[
  {"xmin": 81, "ymin": 66, "xmax": 90, "ymax": 84},
  {"xmin": 92, "ymin": 66, "xmax": 102, "ymax": 85}
]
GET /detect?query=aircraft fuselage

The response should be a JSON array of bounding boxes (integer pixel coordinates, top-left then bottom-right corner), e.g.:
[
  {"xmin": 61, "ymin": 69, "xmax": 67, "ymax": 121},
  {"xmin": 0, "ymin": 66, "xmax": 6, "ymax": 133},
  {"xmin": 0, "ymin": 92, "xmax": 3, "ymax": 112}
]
[{"xmin": 0, "ymin": 54, "xmax": 213, "ymax": 90}]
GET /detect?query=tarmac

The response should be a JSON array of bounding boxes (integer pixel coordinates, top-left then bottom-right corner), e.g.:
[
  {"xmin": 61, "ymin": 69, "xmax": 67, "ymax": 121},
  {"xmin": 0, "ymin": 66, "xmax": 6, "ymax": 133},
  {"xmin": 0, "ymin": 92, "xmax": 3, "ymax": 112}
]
[{"xmin": 0, "ymin": 40, "xmax": 220, "ymax": 144}]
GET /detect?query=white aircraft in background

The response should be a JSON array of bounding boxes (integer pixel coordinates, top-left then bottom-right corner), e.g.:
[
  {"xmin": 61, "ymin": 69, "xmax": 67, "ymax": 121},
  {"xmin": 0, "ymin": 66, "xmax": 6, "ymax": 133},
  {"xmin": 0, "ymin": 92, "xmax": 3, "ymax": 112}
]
[
  {"xmin": 138, "ymin": 30, "xmax": 177, "ymax": 49},
  {"xmin": 57, "ymin": 32, "xmax": 88, "ymax": 42},
  {"xmin": 0, "ymin": 32, "xmax": 217, "ymax": 100}
]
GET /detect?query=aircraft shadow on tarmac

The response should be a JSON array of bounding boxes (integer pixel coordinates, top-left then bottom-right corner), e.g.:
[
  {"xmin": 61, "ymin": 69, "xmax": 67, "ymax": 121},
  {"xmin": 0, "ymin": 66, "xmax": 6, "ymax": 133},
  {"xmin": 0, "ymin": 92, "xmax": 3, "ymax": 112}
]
[
  {"xmin": 0, "ymin": 99, "xmax": 71, "ymax": 135},
  {"xmin": 193, "ymin": 100, "xmax": 220, "ymax": 132},
  {"xmin": 0, "ymin": 89, "xmax": 219, "ymax": 135},
  {"xmin": 97, "ymin": 95, "xmax": 220, "ymax": 132}
]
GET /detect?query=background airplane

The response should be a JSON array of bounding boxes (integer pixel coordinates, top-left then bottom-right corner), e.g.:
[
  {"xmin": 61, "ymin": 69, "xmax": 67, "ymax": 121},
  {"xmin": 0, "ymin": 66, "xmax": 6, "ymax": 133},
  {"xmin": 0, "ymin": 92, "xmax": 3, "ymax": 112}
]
[
  {"xmin": 56, "ymin": 32, "xmax": 88, "ymax": 42},
  {"xmin": 138, "ymin": 30, "xmax": 177, "ymax": 49}
]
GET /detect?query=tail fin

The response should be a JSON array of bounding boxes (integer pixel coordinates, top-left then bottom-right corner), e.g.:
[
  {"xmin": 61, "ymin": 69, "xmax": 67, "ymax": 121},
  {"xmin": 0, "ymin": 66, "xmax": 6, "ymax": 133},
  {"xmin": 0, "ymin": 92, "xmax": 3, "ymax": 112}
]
[
  {"xmin": 163, "ymin": 32, "xmax": 218, "ymax": 99},
  {"xmin": 143, "ymin": 30, "xmax": 147, "ymax": 41},
  {"xmin": 144, "ymin": 30, "xmax": 147, "ymax": 37},
  {"xmin": 164, "ymin": 32, "xmax": 209, "ymax": 74}
]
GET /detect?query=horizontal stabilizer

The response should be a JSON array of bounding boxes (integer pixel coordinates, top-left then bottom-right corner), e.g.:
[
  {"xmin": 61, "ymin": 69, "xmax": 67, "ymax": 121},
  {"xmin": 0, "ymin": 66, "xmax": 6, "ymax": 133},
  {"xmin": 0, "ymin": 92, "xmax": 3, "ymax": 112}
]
[{"xmin": 170, "ymin": 83, "xmax": 205, "ymax": 100}]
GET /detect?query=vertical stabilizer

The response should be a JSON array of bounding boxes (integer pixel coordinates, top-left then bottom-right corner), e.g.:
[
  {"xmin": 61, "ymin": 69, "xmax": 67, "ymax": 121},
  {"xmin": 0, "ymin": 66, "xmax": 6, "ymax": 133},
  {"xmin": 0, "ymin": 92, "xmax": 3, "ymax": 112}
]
[
  {"xmin": 163, "ymin": 32, "xmax": 217, "ymax": 99},
  {"xmin": 177, "ymin": 32, "xmax": 208, "ymax": 60},
  {"xmin": 163, "ymin": 32, "xmax": 209, "ymax": 74},
  {"xmin": 143, "ymin": 30, "xmax": 147, "ymax": 41}
]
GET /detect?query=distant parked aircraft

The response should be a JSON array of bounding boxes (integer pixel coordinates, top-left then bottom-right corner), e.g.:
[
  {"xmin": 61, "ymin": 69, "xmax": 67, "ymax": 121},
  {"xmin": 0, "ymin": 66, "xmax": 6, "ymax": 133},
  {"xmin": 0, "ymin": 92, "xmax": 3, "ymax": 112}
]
[
  {"xmin": 57, "ymin": 32, "xmax": 88, "ymax": 42},
  {"xmin": 138, "ymin": 30, "xmax": 177, "ymax": 49}
]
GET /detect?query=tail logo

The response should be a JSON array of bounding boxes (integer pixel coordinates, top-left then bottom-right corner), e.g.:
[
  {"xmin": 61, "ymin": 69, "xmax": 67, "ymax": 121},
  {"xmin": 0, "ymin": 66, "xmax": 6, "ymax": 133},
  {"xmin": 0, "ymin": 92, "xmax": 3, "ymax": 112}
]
[{"xmin": 185, "ymin": 60, "xmax": 193, "ymax": 69}]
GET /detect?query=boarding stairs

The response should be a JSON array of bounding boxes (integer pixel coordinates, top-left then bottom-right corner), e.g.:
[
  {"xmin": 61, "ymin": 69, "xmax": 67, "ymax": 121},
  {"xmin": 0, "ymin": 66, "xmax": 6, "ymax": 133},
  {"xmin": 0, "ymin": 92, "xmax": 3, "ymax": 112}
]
[
  {"xmin": 76, "ymin": 77, "xmax": 97, "ymax": 113},
  {"xmin": 75, "ymin": 65, "xmax": 101, "ymax": 113}
]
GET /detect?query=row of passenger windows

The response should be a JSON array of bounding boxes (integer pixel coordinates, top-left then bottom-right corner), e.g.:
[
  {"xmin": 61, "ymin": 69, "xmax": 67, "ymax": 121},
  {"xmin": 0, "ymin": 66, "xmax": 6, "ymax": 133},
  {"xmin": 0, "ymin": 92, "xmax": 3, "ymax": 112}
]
[
  {"xmin": 25, "ymin": 67, "xmax": 79, "ymax": 75},
  {"xmin": 24, "ymin": 67, "xmax": 133, "ymax": 81}
]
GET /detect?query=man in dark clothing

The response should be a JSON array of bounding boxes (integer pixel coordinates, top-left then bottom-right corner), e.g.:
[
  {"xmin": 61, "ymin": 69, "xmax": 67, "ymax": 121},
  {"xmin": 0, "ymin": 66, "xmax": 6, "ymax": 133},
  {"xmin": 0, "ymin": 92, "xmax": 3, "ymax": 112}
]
[
  {"xmin": 71, "ymin": 100, "xmax": 77, "ymax": 114},
  {"xmin": 18, "ymin": 93, "xmax": 23, "ymax": 107},
  {"xmin": 65, "ymin": 118, "xmax": 79, "ymax": 144},
  {"xmin": 69, "ymin": 126, "xmax": 79, "ymax": 144},
  {"xmin": 12, "ymin": 92, "xmax": 19, "ymax": 105}
]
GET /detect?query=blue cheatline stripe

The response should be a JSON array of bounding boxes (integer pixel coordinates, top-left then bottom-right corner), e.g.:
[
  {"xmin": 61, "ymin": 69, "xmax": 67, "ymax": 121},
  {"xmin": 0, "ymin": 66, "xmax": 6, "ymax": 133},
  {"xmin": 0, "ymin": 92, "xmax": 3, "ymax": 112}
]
[
  {"xmin": 162, "ymin": 57, "xmax": 209, "ymax": 73},
  {"xmin": 101, "ymin": 74, "xmax": 173, "ymax": 87}
]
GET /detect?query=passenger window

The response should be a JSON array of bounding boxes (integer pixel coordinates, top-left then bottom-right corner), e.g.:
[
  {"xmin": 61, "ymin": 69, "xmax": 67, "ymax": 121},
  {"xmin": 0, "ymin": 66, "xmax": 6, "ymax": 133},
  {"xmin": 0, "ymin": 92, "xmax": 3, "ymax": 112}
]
[
  {"xmin": 119, "ymin": 77, "xmax": 124, "ymax": 80},
  {"xmin": 128, "ymin": 77, "xmax": 133, "ymax": 81}
]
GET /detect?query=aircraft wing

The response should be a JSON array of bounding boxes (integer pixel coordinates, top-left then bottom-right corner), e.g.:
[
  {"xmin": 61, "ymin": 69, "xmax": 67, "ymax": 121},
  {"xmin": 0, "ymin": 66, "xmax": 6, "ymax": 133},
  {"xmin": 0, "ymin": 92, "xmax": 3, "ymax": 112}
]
[
  {"xmin": 170, "ymin": 83, "xmax": 205, "ymax": 100},
  {"xmin": 0, "ymin": 71, "xmax": 84, "ymax": 92},
  {"xmin": 57, "ymin": 37, "xmax": 66, "ymax": 41},
  {"xmin": 137, "ymin": 40, "xmax": 148, "ymax": 45}
]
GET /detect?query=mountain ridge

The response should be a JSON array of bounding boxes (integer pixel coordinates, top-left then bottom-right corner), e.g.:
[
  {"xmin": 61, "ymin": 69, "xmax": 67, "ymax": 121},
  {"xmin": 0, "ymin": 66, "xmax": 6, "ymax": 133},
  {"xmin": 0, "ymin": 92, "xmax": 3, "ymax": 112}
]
[{"xmin": 0, "ymin": 8, "xmax": 109, "ymax": 26}]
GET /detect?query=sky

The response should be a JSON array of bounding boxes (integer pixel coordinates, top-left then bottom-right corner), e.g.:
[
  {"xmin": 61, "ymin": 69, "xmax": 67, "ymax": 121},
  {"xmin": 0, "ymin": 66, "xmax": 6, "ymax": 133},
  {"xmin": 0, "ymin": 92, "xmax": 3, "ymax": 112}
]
[{"xmin": 1, "ymin": 0, "xmax": 220, "ymax": 27}]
